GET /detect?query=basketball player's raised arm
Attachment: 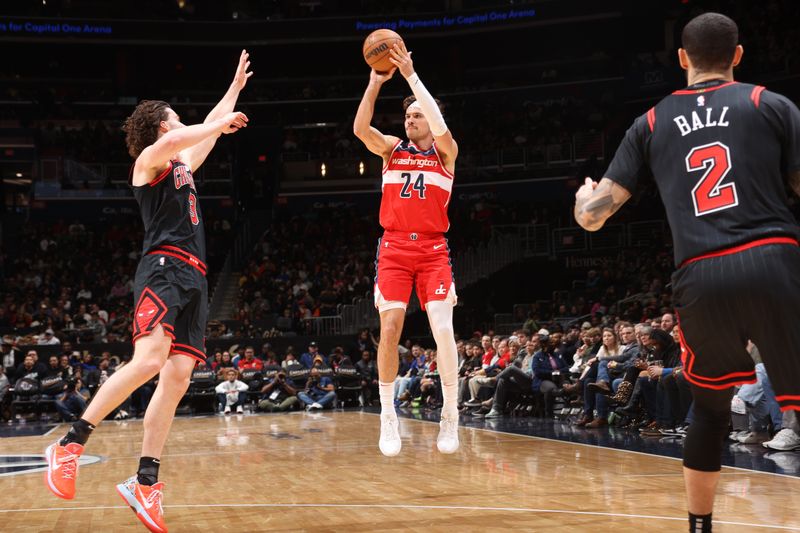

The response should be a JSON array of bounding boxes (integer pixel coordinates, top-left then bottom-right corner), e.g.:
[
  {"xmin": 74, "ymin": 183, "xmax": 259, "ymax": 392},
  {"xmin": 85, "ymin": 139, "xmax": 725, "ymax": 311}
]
[
  {"xmin": 353, "ymin": 69, "xmax": 401, "ymax": 159},
  {"xmin": 184, "ymin": 50, "xmax": 254, "ymax": 171},
  {"xmin": 574, "ymin": 178, "xmax": 632, "ymax": 231},
  {"xmin": 389, "ymin": 42, "xmax": 458, "ymax": 162},
  {"xmin": 135, "ymin": 113, "xmax": 248, "ymax": 182}
]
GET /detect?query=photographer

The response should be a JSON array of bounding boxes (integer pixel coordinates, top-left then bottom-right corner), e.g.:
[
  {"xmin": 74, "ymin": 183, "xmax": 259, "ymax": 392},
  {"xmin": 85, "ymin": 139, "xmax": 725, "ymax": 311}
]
[
  {"xmin": 297, "ymin": 367, "xmax": 336, "ymax": 410},
  {"xmin": 257, "ymin": 370, "xmax": 299, "ymax": 412},
  {"xmin": 55, "ymin": 378, "xmax": 88, "ymax": 422}
]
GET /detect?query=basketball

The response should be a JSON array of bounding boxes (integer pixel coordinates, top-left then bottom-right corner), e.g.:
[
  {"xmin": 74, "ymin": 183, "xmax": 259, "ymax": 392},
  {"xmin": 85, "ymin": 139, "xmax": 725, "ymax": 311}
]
[{"xmin": 362, "ymin": 29, "xmax": 403, "ymax": 73}]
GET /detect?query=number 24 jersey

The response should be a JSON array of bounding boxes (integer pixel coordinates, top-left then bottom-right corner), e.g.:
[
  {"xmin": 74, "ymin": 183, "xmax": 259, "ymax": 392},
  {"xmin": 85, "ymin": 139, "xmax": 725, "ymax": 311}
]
[
  {"xmin": 605, "ymin": 79, "xmax": 800, "ymax": 267},
  {"xmin": 380, "ymin": 140, "xmax": 453, "ymax": 234}
]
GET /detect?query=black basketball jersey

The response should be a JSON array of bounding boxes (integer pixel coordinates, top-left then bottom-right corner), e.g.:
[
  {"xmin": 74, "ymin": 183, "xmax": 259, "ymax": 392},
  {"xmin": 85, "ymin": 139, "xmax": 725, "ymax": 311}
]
[
  {"xmin": 605, "ymin": 79, "xmax": 800, "ymax": 266},
  {"xmin": 132, "ymin": 159, "xmax": 206, "ymax": 265}
]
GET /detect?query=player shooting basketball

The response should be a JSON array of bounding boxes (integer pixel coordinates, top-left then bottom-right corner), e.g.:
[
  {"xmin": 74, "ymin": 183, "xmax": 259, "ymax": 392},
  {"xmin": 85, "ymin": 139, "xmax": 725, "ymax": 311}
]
[{"xmin": 353, "ymin": 41, "xmax": 461, "ymax": 456}]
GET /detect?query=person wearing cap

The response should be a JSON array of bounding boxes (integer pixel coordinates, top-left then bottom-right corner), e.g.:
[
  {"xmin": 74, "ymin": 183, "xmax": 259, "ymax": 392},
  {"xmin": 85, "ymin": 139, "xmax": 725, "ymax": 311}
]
[
  {"xmin": 300, "ymin": 342, "xmax": 326, "ymax": 370},
  {"xmin": 38, "ymin": 328, "xmax": 61, "ymax": 346}
]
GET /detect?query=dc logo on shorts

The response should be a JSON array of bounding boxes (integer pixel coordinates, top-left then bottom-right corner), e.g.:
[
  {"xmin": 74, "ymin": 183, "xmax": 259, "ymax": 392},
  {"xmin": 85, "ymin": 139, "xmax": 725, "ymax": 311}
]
[{"xmin": 434, "ymin": 282, "xmax": 447, "ymax": 295}]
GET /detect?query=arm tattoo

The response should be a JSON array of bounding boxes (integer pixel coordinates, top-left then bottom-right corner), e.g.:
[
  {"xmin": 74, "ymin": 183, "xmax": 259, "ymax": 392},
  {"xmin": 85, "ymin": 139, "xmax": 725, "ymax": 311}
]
[{"xmin": 574, "ymin": 179, "xmax": 629, "ymax": 231}]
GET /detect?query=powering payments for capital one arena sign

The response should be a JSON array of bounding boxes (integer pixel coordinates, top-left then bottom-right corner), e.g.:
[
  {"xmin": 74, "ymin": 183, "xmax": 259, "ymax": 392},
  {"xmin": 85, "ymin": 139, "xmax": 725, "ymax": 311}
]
[{"xmin": 355, "ymin": 8, "xmax": 536, "ymax": 32}]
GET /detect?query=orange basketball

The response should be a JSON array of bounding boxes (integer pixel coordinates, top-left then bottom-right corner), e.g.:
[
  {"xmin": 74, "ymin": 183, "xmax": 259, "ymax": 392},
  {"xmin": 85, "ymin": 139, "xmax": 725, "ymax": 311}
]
[{"xmin": 362, "ymin": 29, "xmax": 403, "ymax": 73}]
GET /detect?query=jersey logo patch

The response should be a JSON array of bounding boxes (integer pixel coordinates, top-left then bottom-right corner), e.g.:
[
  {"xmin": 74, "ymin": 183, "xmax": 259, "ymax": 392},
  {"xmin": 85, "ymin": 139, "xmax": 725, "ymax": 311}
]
[
  {"xmin": 697, "ymin": 95, "xmax": 705, "ymax": 106},
  {"xmin": 434, "ymin": 282, "xmax": 447, "ymax": 295},
  {"xmin": 174, "ymin": 165, "xmax": 196, "ymax": 191},
  {"xmin": 133, "ymin": 288, "xmax": 168, "ymax": 338}
]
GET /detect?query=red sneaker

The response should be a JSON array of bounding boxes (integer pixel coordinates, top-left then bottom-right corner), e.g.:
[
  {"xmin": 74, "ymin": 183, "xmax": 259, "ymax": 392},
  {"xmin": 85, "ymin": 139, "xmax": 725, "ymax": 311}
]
[
  {"xmin": 44, "ymin": 441, "xmax": 84, "ymax": 500},
  {"xmin": 116, "ymin": 475, "xmax": 168, "ymax": 533}
]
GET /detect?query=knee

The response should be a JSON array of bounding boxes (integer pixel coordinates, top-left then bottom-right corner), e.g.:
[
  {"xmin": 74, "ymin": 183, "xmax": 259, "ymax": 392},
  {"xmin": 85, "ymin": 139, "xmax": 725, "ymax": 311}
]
[
  {"xmin": 132, "ymin": 357, "xmax": 165, "ymax": 379},
  {"xmin": 381, "ymin": 322, "xmax": 402, "ymax": 344}
]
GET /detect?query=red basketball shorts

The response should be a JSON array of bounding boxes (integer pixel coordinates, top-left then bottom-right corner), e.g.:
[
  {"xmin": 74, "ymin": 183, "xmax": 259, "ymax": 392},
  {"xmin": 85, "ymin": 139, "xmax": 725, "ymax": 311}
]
[{"xmin": 374, "ymin": 231, "xmax": 457, "ymax": 312}]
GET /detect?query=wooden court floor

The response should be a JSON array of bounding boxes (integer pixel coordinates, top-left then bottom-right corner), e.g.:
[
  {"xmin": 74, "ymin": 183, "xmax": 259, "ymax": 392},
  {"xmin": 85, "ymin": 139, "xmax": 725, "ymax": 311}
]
[{"xmin": 1, "ymin": 411, "xmax": 799, "ymax": 532}]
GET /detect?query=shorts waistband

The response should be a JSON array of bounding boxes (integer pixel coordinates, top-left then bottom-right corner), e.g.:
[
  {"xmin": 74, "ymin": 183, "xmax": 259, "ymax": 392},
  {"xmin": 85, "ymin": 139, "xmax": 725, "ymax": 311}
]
[
  {"xmin": 147, "ymin": 245, "xmax": 207, "ymax": 276},
  {"xmin": 382, "ymin": 230, "xmax": 444, "ymax": 242},
  {"xmin": 680, "ymin": 237, "xmax": 799, "ymax": 268}
]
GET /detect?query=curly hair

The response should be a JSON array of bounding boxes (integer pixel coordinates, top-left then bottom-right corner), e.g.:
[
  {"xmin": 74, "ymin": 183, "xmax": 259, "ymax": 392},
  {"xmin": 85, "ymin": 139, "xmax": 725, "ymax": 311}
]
[
  {"xmin": 402, "ymin": 95, "xmax": 445, "ymax": 115},
  {"xmin": 121, "ymin": 100, "xmax": 170, "ymax": 158}
]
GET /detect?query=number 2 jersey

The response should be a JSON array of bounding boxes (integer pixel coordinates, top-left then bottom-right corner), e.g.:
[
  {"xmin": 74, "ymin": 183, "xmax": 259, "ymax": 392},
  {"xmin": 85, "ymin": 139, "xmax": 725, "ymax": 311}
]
[
  {"xmin": 380, "ymin": 140, "xmax": 453, "ymax": 234},
  {"xmin": 605, "ymin": 79, "xmax": 800, "ymax": 267},
  {"xmin": 132, "ymin": 159, "xmax": 207, "ymax": 275}
]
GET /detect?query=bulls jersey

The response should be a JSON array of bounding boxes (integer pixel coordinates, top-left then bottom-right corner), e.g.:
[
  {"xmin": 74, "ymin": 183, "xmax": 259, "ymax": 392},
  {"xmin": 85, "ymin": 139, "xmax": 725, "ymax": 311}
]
[
  {"xmin": 132, "ymin": 159, "xmax": 206, "ymax": 268},
  {"xmin": 380, "ymin": 140, "xmax": 453, "ymax": 234},
  {"xmin": 605, "ymin": 79, "xmax": 800, "ymax": 266}
]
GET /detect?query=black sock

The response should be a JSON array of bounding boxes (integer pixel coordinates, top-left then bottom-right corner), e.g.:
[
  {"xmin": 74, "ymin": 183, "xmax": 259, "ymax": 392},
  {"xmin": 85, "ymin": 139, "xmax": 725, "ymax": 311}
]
[
  {"xmin": 137, "ymin": 457, "xmax": 161, "ymax": 486},
  {"xmin": 689, "ymin": 512, "xmax": 712, "ymax": 532},
  {"xmin": 59, "ymin": 419, "xmax": 95, "ymax": 446}
]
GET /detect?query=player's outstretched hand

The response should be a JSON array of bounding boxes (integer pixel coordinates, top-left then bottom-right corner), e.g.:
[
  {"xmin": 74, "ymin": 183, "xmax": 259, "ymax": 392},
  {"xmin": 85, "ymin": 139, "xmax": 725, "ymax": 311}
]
[
  {"xmin": 389, "ymin": 41, "xmax": 414, "ymax": 79},
  {"xmin": 575, "ymin": 177, "xmax": 598, "ymax": 201},
  {"xmin": 232, "ymin": 49, "xmax": 254, "ymax": 91},
  {"xmin": 221, "ymin": 111, "xmax": 248, "ymax": 134},
  {"xmin": 370, "ymin": 67, "xmax": 396, "ymax": 85}
]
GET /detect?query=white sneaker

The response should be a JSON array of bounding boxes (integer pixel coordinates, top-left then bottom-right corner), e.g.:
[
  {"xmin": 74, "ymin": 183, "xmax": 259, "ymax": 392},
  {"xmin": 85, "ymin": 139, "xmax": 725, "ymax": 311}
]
[
  {"xmin": 763, "ymin": 428, "xmax": 800, "ymax": 451},
  {"xmin": 437, "ymin": 412, "xmax": 460, "ymax": 454},
  {"xmin": 379, "ymin": 413, "xmax": 401, "ymax": 457},
  {"xmin": 224, "ymin": 406, "xmax": 231, "ymax": 415},
  {"xmin": 236, "ymin": 405, "xmax": 244, "ymax": 414},
  {"xmin": 311, "ymin": 402, "xmax": 323, "ymax": 410}
]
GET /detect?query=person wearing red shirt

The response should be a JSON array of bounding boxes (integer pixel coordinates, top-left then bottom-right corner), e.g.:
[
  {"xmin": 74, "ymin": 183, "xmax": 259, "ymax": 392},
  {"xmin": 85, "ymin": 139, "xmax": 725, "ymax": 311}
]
[{"xmin": 237, "ymin": 346, "xmax": 263, "ymax": 371}]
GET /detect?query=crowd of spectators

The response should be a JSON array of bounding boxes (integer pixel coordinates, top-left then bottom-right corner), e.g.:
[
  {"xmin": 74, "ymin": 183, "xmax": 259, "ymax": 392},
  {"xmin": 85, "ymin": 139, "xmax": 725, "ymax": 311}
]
[{"xmin": 0, "ymin": 215, "xmax": 232, "ymax": 345}]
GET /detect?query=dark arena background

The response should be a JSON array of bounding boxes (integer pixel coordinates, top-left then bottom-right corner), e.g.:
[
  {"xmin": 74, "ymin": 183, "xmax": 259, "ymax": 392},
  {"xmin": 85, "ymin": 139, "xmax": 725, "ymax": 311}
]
[{"xmin": 1, "ymin": 1, "xmax": 799, "ymax": 531}]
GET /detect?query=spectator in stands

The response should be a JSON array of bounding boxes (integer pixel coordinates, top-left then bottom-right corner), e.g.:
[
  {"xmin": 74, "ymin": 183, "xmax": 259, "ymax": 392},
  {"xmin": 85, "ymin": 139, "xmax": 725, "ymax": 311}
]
[
  {"xmin": 532, "ymin": 333, "xmax": 571, "ymax": 418},
  {"xmin": 40, "ymin": 355, "xmax": 68, "ymax": 404},
  {"xmin": 475, "ymin": 337, "xmax": 540, "ymax": 418},
  {"xmin": 356, "ymin": 350, "xmax": 378, "ymax": 405},
  {"xmin": 575, "ymin": 327, "xmax": 621, "ymax": 428},
  {"xmin": 297, "ymin": 368, "xmax": 336, "ymax": 410},
  {"xmin": 237, "ymin": 346, "xmax": 264, "ymax": 371},
  {"xmin": 55, "ymin": 377, "xmax": 87, "ymax": 422},
  {"xmin": 38, "ymin": 328, "xmax": 61, "ymax": 345},
  {"xmin": 215, "ymin": 368, "xmax": 249, "ymax": 414},
  {"xmin": 300, "ymin": 342, "xmax": 326, "ymax": 369},
  {"xmin": 81, "ymin": 352, "xmax": 97, "ymax": 373},
  {"xmin": 393, "ymin": 348, "xmax": 420, "ymax": 402},
  {"xmin": 352, "ymin": 328, "xmax": 377, "ymax": 358},
  {"xmin": 0, "ymin": 366, "xmax": 10, "ymax": 420},
  {"xmin": 464, "ymin": 338, "xmax": 513, "ymax": 407},
  {"xmin": 586, "ymin": 326, "xmax": 627, "ymax": 395},
  {"xmin": 14, "ymin": 354, "xmax": 41, "ymax": 384},
  {"xmin": 282, "ymin": 352, "xmax": 298, "ymax": 369},
  {"xmin": 458, "ymin": 343, "xmax": 484, "ymax": 406},
  {"xmin": 732, "ymin": 343, "xmax": 778, "ymax": 445},
  {"xmin": 637, "ymin": 328, "xmax": 681, "ymax": 435},
  {"xmin": 58, "ymin": 355, "xmax": 74, "ymax": 379},
  {"xmin": 215, "ymin": 351, "xmax": 235, "ymax": 378},
  {"xmin": 660, "ymin": 313, "xmax": 675, "ymax": 334},
  {"xmin": 258, "ymin": 370, "xmax": 299, "ymax": 412}
]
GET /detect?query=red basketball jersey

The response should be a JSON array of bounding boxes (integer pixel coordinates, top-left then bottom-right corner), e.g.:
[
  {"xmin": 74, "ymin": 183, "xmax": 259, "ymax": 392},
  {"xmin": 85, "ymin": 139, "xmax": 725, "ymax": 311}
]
[{"xmin": 380, "ymin": 140, "xmax": 453, "ymax": 233}]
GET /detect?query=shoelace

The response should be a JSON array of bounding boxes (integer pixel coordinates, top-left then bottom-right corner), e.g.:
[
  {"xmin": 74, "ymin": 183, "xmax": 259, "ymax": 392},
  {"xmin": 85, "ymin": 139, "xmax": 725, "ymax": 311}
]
[
  {"xmin": 57, "ymin": 453, "xmax": 78, "ymax": 480},
  {"xmin": 439, "ymin": 416, "xmax": 458, "ymax": 437},
  {"xmin": 381, "ymin": 417, "xmax": 398, "ymax": 439}
]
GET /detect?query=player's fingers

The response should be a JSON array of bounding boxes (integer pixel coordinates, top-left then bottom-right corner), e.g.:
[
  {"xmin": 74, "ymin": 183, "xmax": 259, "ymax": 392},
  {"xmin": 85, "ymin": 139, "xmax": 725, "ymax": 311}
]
[
  {"xmin": 584, "ymin": 177, "xmax": 593, "ymax": 186},
  {"xmin": 388, "ymin": 57, "xmax": 400, "ymax": 66}
]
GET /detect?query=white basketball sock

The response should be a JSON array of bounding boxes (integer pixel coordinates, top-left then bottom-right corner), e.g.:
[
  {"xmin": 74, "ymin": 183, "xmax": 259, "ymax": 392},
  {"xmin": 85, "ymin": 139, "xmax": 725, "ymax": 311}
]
[{"xmin": 379, "ymin": 381, "xmax": 395, "ymax": 415}]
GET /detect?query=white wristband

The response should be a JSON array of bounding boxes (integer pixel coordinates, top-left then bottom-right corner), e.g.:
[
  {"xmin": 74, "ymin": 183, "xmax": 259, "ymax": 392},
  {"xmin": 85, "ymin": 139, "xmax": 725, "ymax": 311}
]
[{"xmin": 406, "ymin": 73, "xmax": 448, "ymax": 137}]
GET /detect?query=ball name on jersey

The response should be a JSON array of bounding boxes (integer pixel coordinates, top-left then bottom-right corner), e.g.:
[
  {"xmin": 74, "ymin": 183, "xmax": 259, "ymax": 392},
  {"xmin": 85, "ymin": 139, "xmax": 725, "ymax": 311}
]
[{"xmin": 673, "ymin": 106, "xmax": 730, "ymax": 137}]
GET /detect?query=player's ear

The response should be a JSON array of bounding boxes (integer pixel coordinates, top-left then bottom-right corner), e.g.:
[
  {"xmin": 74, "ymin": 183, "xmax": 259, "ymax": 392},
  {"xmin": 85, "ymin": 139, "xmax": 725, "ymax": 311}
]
[
  {"xmin": 731, "ymin": 45, "xmax": 744, "ymax": 68},
  {"xmin": 159, "ymin": 120, "xmax": 169, "ymax": 133},
  {"xmin": 677, "ymin": 48, "xmax": 690, "ymax": 71}
]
